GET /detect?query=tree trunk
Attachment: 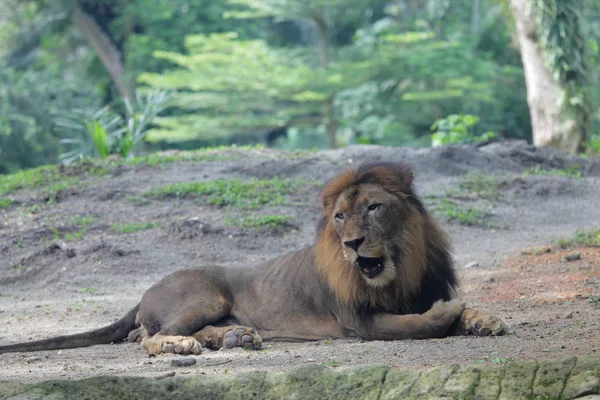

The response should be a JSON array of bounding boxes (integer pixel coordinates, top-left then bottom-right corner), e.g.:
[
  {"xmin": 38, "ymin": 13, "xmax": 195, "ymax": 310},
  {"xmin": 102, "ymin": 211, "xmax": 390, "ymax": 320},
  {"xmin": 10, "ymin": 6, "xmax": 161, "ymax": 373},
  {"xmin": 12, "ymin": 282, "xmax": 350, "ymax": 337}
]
[
  {"xmin": 509, "ymin": 0, "xmax": 583, "ymax": 153},
  {"xmin": 73, "ymin": 4, "xmax": 133, "ymax": 105},
  {"xmin": 313, "ymin": 12, "xmax": 337, "ymax": 149}
]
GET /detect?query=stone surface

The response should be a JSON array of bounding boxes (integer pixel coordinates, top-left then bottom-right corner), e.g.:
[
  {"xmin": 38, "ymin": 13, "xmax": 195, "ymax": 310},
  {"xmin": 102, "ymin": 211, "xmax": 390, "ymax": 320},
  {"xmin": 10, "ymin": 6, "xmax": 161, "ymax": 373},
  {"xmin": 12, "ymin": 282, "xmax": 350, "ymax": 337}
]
[{"xmin": 1, "ymin": 355, "xmax": 599, "ymax": 400}]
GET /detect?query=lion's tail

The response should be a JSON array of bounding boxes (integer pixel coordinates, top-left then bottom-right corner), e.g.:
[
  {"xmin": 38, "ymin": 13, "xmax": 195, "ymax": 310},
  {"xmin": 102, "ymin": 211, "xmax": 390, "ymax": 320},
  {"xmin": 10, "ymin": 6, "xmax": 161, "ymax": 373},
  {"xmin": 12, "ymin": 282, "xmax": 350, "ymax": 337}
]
[{"xmin": 0, "ymin": 304, "xmax": 139, "ymax": 354}]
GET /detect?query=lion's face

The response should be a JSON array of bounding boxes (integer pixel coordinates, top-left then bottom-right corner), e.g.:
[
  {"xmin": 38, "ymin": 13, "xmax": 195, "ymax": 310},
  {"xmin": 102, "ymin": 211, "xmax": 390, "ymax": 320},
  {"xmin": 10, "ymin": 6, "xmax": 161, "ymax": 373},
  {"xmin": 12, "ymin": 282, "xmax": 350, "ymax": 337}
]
[{"xmin": 331, "ymin": 183, "xmax": 408, "ymax": 287}]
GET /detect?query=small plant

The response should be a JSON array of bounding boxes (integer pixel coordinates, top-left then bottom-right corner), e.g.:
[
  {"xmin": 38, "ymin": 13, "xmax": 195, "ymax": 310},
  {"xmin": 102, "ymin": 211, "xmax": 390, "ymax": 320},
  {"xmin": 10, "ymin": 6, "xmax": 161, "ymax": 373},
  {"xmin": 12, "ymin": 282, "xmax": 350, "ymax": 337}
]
[
  {"xmin": 0, "ymin": 198, "xmax": 13, "ymax": 208},
  {"xmin": 431, "ymin": 114, "xmax": 496, "ymax": 146},
  {"xmin": 524, "ymin": 164, "xmax": 582, "ymax": 179},
  {"xmin": 57, "ymin": 89, "xmax": 170, "ymax": 164},
  {"xmin": 111, "ymin": 221, "xmax": 159, "ymax": 234},
  {"xmin": 224, "ymin": 215, "xmax": 295, "ymax": 229}
]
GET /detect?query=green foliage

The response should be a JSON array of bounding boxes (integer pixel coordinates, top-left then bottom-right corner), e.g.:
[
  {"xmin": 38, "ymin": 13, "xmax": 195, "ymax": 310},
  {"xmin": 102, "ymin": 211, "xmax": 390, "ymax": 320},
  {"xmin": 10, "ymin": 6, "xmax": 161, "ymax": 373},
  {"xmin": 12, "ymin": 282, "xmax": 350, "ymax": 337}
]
[
  {"xmin": 224, "ymin": 215, "xmax": 294, "ymax": 229},
  {"xmin": 431, "ymin": 114, "xmax": 497, "ymax": 146},
  {"xmin": 144, "ymin": 177, "xmax": 304, "ymax": 208},
  {"xmin": 57, "ymin": 89, "xmax": 170, "ymax": 164},
  {"xmin": 532, "ymin": 0, "xmax": 593, "ymax": 140},
  {"xmin": 139, "ymin": 32, "xmax": 376, "ymax": 144},
  {"xmin": 111, "ymin": 221, "xmax": 159, "ymax": 234},
  {"xmin": 0, "ymin": 64, "xmax": 101, "ymax": 173}
]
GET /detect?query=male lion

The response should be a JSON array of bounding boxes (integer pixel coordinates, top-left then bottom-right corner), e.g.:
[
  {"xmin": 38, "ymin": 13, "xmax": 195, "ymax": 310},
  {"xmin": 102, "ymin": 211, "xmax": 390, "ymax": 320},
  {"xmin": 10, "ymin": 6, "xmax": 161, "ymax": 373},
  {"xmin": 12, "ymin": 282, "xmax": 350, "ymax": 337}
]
[{"xmin": 0, "ymin": 161, "xmax": 505, "ymax": 356}]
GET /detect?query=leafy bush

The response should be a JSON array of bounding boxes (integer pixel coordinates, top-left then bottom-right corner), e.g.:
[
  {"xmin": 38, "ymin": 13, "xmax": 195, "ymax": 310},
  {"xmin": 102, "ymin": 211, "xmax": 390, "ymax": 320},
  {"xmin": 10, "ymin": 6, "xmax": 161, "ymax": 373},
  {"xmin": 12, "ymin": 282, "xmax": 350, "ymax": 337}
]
[
  {"xmin": 431, "ymin": 114, "xmax": 497, "ymax": 146},
  {"xmin": 56, "ymin": 89, "xmax": 170, "ymax": 164}
]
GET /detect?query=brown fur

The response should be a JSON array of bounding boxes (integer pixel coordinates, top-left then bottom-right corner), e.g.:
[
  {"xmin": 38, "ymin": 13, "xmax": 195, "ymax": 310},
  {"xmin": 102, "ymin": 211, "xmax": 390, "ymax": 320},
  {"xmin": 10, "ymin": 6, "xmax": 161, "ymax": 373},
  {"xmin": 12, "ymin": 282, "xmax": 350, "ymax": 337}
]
[{"xmin": 0, "ymin": 161, "xmax": 506, "ymax": 356}]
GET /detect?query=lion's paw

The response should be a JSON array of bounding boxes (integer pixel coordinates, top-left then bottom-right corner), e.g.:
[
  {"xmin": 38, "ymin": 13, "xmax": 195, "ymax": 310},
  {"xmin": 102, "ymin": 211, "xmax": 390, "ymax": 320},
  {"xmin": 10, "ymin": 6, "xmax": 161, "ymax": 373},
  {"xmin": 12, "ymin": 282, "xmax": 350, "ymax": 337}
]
[
  {"xmin": 459, "ymin": 308, "xmax": 507, "ymax": 336},
  {"xmin": 142, "ymin": 335, "xmax": 202, "ymax": 355},
  {"xmin": 222, "ymin": 326, "xmax": 262, "ymax": 350}
]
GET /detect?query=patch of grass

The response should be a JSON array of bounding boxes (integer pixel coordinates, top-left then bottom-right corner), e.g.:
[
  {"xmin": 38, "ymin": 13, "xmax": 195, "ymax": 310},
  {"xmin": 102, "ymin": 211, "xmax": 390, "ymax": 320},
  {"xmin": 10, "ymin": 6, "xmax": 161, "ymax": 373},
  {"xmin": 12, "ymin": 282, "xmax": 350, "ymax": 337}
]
[
  {"xmin": 524, "ymin": 164, "xmax": 583, "ymax": 179},
  {"xmin": 224, "ymin": 215, "xmax": 295, "ymax": 229},
  {"xmin": 556, "ymin": 229, "xmax": 600, "ymax": 248},
  {"xmin": 111, "ymin": 221, "xmax": 159, "ymax": 234},
  {"xmin": 72, "ymin": 216, "xmax": 94, "ymax": 227},
  {"xmin": 0, "ymin": 198, "xmax": 14, "ymax": 208},
  {"xmin": 124, "ymin": 152, "xmax": 233, "ymax": 166},
  {"xmin": 124, "ymin": 195, "xmax": 152, "ymax": 206},
  {"xmin": 433, "ymin": 199, "xmax": 493, "ymax": 228},
  {"xmin": 145, "ymin": 178, "xmax": 305, "ymax": 209},
  {"xmin": 59, "ymin": 215, "xmax": 95, "ymax": 241},
  {"xmin": 452, "ymin": 172, "xmax": 503, "ymax": 200},
  {"xmin": 324, "ymin": 360, "xmax": 342, "ymax": 368},
  {"xmin": 0, "ymin": 165, "xmax": 79, "ymax": 198}
]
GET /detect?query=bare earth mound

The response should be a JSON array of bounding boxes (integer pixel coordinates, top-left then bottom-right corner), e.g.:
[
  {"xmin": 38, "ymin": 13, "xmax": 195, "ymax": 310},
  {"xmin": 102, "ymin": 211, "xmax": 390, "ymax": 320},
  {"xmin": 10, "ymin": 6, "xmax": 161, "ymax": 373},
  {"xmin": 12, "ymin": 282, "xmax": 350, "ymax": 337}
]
[{"xmin": 0, "ymin": 140, "xmax": 599, "ymax": 383}]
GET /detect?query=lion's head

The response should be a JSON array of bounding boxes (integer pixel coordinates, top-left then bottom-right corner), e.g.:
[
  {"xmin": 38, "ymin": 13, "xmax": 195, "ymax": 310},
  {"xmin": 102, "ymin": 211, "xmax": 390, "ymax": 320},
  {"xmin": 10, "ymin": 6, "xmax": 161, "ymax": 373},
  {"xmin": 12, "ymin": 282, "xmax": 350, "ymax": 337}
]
[{"xmin": 315, "ymin": 162, "xmax": 457, "ymax": 311}]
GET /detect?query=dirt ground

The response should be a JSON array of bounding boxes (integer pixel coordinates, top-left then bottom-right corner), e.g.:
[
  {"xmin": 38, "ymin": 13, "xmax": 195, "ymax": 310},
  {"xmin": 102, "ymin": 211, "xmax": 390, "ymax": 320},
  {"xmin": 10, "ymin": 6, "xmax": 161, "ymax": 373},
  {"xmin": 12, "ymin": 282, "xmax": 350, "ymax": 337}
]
[{"xmin": 1, "ymin": 140, "xmax": 599, "ymax": 383}]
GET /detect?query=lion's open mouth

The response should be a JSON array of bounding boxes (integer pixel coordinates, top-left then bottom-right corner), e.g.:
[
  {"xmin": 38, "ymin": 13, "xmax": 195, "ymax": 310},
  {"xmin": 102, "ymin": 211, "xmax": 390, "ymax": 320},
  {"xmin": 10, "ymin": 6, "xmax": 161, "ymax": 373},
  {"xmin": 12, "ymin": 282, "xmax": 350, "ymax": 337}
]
[{"xmin": 357, "ymin": 257, "xmax": 384, "ymax": 279}]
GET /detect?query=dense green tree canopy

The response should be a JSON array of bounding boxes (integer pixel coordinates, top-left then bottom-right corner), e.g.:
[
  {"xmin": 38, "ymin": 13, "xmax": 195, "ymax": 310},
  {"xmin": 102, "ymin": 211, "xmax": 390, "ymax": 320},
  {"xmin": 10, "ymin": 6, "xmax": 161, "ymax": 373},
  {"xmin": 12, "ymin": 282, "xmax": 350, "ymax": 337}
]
[{"xmin": 0, "ymin": 0, "xmax": 597, "ymax": 171}]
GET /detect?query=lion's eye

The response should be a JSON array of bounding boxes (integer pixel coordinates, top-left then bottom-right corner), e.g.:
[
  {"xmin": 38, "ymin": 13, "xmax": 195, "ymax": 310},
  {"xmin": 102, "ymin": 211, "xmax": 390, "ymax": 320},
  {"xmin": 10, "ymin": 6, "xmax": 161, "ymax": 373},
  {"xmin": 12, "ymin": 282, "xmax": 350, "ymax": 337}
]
[
  {"xmin": 334, "ymin": 213, "xmax": 344, "ymax": 220},
  {"xmin": 367, "ymin": 203, "xmax": 381, "ymax": 212}
]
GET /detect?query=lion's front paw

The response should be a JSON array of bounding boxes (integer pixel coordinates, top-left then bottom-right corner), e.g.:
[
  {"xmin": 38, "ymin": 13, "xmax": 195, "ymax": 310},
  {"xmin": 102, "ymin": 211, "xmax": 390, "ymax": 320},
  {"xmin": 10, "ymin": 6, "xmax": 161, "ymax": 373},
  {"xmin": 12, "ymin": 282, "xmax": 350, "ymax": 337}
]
[
  {"xmin": 459, "ymin": 308, "xmax": 507, "ymax": 336},
  {"xmin": 424, "ymin": 299, "xmax": 466, "ymax": 335},
  {"xmin": 141, "ymin": 334, "xmax": 202, "ymax": 355}
]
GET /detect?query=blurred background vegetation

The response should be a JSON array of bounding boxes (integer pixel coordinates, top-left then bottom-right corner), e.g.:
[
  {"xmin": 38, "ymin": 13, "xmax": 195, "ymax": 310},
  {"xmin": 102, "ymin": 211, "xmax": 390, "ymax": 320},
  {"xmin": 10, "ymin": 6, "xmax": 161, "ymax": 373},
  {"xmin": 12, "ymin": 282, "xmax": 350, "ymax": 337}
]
[{"xmin": 0, "ymin": 0, "xmax": 598, "ymax": 173}]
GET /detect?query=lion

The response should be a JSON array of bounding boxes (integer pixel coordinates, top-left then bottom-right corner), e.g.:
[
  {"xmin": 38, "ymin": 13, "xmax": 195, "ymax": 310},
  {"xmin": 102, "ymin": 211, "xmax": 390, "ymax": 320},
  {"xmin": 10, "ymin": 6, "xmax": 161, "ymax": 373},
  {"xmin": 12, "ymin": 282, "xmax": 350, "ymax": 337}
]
[{"xmin": 0, "ymin": 161, "xmax": 505, "ymax": 356}]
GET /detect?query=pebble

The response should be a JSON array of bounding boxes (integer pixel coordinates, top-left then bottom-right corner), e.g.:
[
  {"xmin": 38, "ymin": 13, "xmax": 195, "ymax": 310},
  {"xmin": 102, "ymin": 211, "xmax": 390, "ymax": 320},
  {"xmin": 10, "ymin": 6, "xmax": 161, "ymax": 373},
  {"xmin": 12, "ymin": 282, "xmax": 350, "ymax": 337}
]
[
  {"xmin": 170, "ymin": 356, "xmax": 197, "ymax": 367},
  {"xmin": 564, "ymin": 253, "xmax": 581, "ymax": 262},
  {"xmin": 564, "ymin": 311, "xmax": 574, "ymax": 319},
  {"xmin": 464, "ymin": 261, "xmax": 480, "ymax": 269}
]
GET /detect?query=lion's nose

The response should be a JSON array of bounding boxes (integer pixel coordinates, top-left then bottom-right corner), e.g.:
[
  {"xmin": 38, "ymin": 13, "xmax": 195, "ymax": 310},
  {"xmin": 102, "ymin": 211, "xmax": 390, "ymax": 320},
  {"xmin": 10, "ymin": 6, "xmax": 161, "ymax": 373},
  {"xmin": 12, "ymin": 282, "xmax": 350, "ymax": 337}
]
[{"xmin": 343, "ymin": 237, "xmax": 365, "ymax": 251}]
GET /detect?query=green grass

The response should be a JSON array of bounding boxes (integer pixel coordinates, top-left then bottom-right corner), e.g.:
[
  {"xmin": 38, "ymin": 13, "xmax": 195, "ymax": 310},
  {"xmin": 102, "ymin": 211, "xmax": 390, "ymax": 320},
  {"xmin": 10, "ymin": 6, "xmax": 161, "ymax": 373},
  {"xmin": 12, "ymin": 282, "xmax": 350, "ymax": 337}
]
[
  {"xmin": 63, "ymin": 215, "xmax": 95, "ymax": 241},
  {"xmin": 124, "ymin": 152, "xmax": 233, "ymax": 166},
  {"xmin": 0, "ymin": 165, "xmax": 79, "ymax": 198},
  {"xmin": 224, "ymin": 215, "xmax": 295, "ymax": 229},
  {"xmin": 433, "ymin": 199, "xmax": 493, "ymax": 227},
  {"xmin": 0, "ymin": 198, "xmax": 14, "ymax": 208},
  {"xmin": 124, "ymin": 195, "xmax": 152, "ymax": 206},
  {"xmin": 111, "ymin": 221, "xmax": 159, "ymax": 234},
  {"xmin": 556, "ymin": 229, "xmax": 600, "ymax": 248},
  {"xmin": 524, "ymin": 164, "xmax": 583, "ymax": 179},
  {"xmin": 324, "ymin": 360, "xmax": 342, "ymax": 368},
  {"xmin": 145, "ymin": 177, "xmax": 305, "ymax": 209}
]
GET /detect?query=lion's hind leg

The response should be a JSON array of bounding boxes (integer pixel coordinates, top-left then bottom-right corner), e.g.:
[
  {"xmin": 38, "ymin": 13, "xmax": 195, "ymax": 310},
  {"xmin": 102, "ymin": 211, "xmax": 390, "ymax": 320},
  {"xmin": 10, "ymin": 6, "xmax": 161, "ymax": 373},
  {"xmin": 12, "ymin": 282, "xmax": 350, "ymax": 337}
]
[
  {"xmin": 453, "ymin": 308, "xmax": 507, "ymax": 336},
  {"xmin": 142, "ymin": 334, "xmax": 202, "ymax": 355},
  {"xmin": 193, "ymin": 325, "xmax": 262, "ymax": 350}
]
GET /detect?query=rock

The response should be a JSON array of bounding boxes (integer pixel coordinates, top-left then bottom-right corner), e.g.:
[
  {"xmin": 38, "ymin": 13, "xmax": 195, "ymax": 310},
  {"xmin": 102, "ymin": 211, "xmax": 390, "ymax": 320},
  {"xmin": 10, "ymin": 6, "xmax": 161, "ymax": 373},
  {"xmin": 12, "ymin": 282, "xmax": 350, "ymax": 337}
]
[
  {"xmin": 564, "ymin": 311, "xmax": 574, "ymax": 319},
  {"xmin": 464, "ymin": 261, "xmax": 480, "ymax": 269},
  {"xmin": 169, "ymin": 356, "xmax": 197, "ymax": 367},
  {"xmin": 520, "ymin": 246, "xmax": 551, "ymax": 256},
  {"xmin": 485, "ymin": 276, "xmax": 496, "ymax": 283},
  {"xmin": 564, "ymin": 253, "xmax": 581, "ymax": 262}
]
